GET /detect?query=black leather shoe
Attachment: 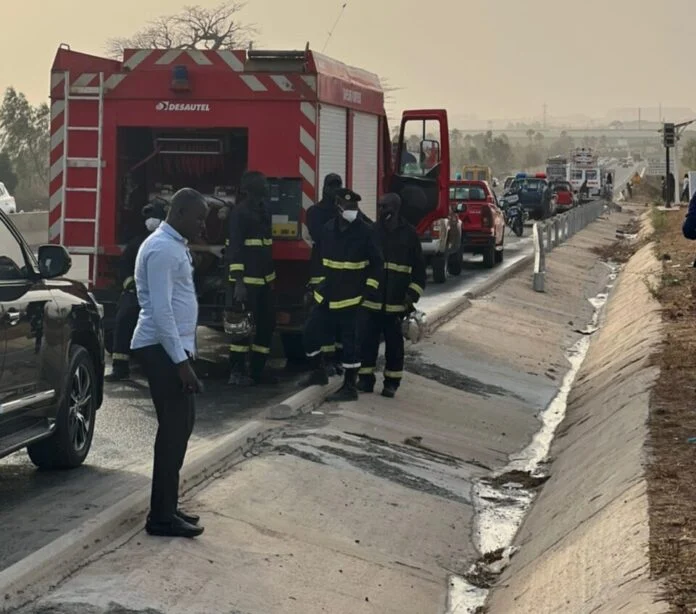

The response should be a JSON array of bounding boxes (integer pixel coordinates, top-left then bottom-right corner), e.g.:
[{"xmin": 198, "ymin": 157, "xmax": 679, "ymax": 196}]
[
  {"xmin": 146, "ymin": 515, "xmax": 204, "ymax": 538},
  {"xmin": 175, "ymin": 509, "xmax": 200, "ymax": 525},
  {"xmin": 381, "ymin": 384, "xmax": 398, "ymax": 399}
]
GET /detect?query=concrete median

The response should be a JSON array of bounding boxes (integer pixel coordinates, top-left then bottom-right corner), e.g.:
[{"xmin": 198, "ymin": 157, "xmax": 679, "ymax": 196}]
[{"xmin": 485, "ymin": 243, "xmax": 666, "ymax": 613}]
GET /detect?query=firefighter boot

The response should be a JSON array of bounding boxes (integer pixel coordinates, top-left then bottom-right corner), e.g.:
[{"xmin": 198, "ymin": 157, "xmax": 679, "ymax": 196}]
[
  {"xmin": 381, "ymin": 376, "xmax": 400, "ymax": 399},
  {"xmin": 250, "ymin": 353, "xmax": 278, "ymax": 386},
  {"xmin": 357, "ymin": 373, "xmax": 376, "ymax": 393},
  {"xmin": 327, "ymin": 368, "xmax": 359, "ymax": 402},
  {"xmin": 297, "ymin": 355, "xmax": 329, "ymax": 388},
  {"xmin": 106, "ymin": 359, "xmax": 130, "ymax": 382},
  {"xmin": 228, "ymin": 354, "xmax": 254, "ymax": 387}
]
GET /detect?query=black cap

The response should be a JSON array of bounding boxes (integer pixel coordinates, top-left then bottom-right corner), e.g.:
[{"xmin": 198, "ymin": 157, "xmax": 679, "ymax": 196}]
[
  {"xmin": 142, "ymin": 201, "xmax": 167, "ymax": 220},
  {"xmin": 323, "ymin": 173, "xmax": 343, "ymax": 188},
  {"xmin": 336, "ymin": 188, "xmax": 361, "ymax": 203}
]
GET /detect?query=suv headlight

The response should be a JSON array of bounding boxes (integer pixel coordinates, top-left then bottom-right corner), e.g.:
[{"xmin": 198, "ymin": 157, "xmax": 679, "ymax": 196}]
[{"xmin": 88, "ymin": 292, "xmax": 105, "ymax": 319}]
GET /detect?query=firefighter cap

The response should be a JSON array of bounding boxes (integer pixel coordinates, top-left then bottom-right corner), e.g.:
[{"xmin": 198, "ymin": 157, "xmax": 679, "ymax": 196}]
[
  {"xmin": 335, "ymin": 188, "xmax": 362, "ymax": 203},
  {"xmin": 323, "ymin": 173, "xmax": 343, "ymax": 189}
]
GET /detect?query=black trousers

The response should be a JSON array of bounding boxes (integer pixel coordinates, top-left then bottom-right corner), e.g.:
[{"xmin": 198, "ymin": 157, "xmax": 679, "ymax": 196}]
[
  {"xmin": 359, "ymin": 310, "xmax": 405, "ymax": 387},
  {"xmin": 112, "ymin": 290, "xmax": 140, "ymax": 367},
  {"xmin": 228, "ymin": 285, "xmax": 276, "ymax": 377},
  {"xmin": 303, "ymin": 304, "xmax": 360, "ymax": 368},
  {"xmin": 135, "ymin": 344, "xmax": 195, "ymax": 523}
]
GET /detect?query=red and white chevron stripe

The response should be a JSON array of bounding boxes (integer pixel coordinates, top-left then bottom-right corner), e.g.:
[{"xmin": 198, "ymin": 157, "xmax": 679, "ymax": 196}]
[
  {"xmin": 49, "ymin": 73, "xmax": 66, "ymax": 243},
  {"xmin": 299, "ymin": 101, "xmax": 317, "ymax": 243}
]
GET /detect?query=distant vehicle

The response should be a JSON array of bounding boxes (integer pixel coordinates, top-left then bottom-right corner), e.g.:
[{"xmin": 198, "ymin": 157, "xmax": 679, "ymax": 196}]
[
  {"xmin": 461, "ymin": 165, "xmax": 493, "ymax": 184},
  {"xmin": 0, "ymin": 209, "xmax": 105, "ymax": 468},
  {"xmin": 546, "ymin": 156, "xmax": 569, "ymax": 183},
  {"xmin": 450, "ymin": 180, "xmax": 505, "ymax": 269},
  {"xmin": 503, "ymin": 176, "xmax": 516, "ymax": 191},
  {"xmin": 550, "ymin": 180, "xmax": 576, "ymax": 212},
  {"xmin": 503, "ymin": 173, "xmax": 557, "ymax": 220},
  {"xmin": 0, "ymin": 182, "xmax": 16, "ymax": 214}
]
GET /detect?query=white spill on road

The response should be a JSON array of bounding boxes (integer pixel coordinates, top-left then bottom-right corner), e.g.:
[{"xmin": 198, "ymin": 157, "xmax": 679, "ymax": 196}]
[{"xmin": 446, "ymin": 269, "xmax": 616, "ymax": 614}]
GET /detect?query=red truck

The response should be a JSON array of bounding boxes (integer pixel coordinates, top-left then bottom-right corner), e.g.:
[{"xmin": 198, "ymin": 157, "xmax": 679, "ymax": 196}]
[{"xmin": 48, "ymin": 45, "xmax": 452, "ymax": 358}]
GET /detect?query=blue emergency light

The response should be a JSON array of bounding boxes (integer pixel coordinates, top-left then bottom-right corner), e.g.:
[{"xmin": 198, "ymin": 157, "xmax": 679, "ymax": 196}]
[
  {"xmin": 171, "ymin": 65, "xmax": 191, "ymax": 91},
  {"xmin": 515, "ymin": 172, "xmax": 527, "ymax": 179}
]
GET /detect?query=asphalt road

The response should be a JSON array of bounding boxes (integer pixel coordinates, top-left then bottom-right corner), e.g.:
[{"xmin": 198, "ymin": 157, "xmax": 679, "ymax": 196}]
[{"xmin": 0, "ymin": 167, "xmax": 638, "ymax": 573}]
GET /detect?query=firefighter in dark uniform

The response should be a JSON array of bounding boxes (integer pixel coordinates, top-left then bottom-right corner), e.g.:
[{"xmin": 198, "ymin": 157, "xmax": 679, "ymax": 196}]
[
  {"xmin": 306, "ymin": 173, "xmax": 344, "ymax": 374},
  {"xmin": 301, "ymin": 188, "xmax": 383, "ymax": 401},
  {"xmin": 358, "ymin": 193, "xmax": 426, "ymax": 398},
  {"xmin": 225, "ymin": 171, "xmax": 277, "ymax": 386},
  {"xmin": 106, "ymin": 202, "xmax": 167, "ymax": 381}
]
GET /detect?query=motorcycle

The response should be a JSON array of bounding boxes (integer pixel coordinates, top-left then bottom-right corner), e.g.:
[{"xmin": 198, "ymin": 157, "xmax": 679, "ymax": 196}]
[{"xmin": 501, "ymin": 193, "xmax": 527, "ymax": 237}]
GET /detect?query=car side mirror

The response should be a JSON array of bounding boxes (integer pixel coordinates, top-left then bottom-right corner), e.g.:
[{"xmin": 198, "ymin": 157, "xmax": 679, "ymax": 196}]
[{"xmin": 38, "ymin": 244, "xmax": 72, "ymax": 278}]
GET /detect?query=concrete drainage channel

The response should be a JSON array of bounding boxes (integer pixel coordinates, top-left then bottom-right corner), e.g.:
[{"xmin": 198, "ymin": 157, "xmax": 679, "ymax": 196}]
[{"xmin": 447, "ymin": 270, "xmax": 617, "ymax": 613}]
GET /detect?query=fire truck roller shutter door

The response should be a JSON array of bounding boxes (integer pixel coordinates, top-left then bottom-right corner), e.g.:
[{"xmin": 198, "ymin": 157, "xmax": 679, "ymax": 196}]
[
  {"xmin": 318, "ymin": 105, "xmax": 347, "ymax": 192},
  {"xmin": 351, "ymin": 112, "xmax": 379, "ymax": 221}
]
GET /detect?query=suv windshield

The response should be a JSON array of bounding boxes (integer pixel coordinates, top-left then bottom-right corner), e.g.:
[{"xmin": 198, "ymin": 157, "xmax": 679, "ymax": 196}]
[{"xmin": 509, "ymin": 178, "xmax": 545, "ymax": 192}]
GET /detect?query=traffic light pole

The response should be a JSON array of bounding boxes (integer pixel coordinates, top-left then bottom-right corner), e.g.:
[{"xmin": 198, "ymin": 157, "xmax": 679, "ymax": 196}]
[{"xmin": 666, "ymin": 146, "xmax": 671, "ymax": 207}]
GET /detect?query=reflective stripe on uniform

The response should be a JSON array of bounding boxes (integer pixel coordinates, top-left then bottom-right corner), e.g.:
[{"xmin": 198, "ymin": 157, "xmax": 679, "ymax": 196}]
[
  {"xmin": 306, "ymin": 349, "xmax": 322, "ymax": 358},
  {"xmin": 229, "ymin": 344, "xmax": 249, "ymax": 353},
  {"xmin": 244, "ymin": 277, "xmax": 266, "ymax": 285},
  {"xmin": 385, "ymin": 262, "xmax": 412, "ymax": 274},
  {"xmin": 408, "ymin": 282, "xmax": 424, "ymax": 296},
  {"xmin": 244, "ymin": 238, "xmax": 273, "ymax": 246},
  {"xmin": 112, "ymin": 353, "xmax": 129, "ymax": 361},
  {"xmin": 366, "ymin": 278, "xmax": 379, "ymax": 289},
  {"xmin": 362, "ymin": 300, "xmax": 382, "ymax": 311},
  {"xmin": 314, "ymin": 291, "xmax": 324, "ymax": 304},
  {"xmin": 322, "ymin": 258, "xmax": 368, "ymax": 270},
  {"xmin": 335, "ymin": 343, "xmax": 343, "ymax": 349},
  {"xmin": 359, "ymin": 366, "xmax": 375, "ymax": 375},
  {"xmin": 251, "ymin": 344, "xmax": 270, "ymax": 354},
  {"xmin": 123, "ymin": 276, "xmax": 135, "ymax": 290},
  {"xmin": 309, "ymin": 276, "xmax": 325, "ymax": 285},
  {"xmin": 385, "ymin": 304, "xmax": 406, "ymax": 313},
  {"xmin": 265, "ymin": 271, "xmax": 276, "ymax": 283},
  {"xmin": 321, "ymin": 344, "xmax": 336, "ymax": 353},
  {"xmin": 329, "ymin": 296, "xmax": 362, "ymax": 309},
  {"xmin": 384, "ymin": 370, "xmax": 403, "ymax": 379},
  {"xmin": 342, "ymin": 362, "xmax": 361, "ymax": 369},
  {"xmin": 229, "ymin": 263, "xmax": 244, "ymax": 272}
]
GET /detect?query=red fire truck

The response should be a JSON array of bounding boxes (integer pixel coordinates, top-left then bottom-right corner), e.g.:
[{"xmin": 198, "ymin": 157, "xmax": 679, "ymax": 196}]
[{"xmin": 49, "ymin": 44, "xmax": 451, "ymax": 357}]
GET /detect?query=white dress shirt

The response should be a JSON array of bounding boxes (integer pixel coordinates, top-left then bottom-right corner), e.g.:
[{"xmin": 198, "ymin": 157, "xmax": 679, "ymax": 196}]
[{"xmin": 131, "ymin": 222, "xmax": 198, "ymax": 364}]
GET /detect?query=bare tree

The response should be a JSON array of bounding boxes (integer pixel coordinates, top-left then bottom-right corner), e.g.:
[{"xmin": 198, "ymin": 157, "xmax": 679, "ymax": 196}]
[{"xmin": 106, "ymin": 2, "xmax": 257, "ymax": 58}]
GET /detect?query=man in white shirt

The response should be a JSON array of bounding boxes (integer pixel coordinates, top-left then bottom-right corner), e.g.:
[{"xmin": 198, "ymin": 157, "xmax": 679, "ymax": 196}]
[{"xmin": 131, "ymin": 187, "xmax": 208, "ymax": 538}]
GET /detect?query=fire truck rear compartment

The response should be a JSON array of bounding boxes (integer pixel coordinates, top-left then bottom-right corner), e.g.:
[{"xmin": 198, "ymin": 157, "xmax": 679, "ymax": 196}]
[{"xmin": 116, "ymin": 127, "xmax": 249, "ymax": 244}]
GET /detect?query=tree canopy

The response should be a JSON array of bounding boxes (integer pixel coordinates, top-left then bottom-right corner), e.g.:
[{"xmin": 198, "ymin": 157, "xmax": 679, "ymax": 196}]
[{"xmin": 106, "ymin": 2, "xmax": 257, "ymax": 58}]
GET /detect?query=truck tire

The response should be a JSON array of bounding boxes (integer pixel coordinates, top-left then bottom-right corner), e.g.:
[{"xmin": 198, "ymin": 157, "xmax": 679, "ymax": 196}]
[
  {"xmin": 447, "ymin": 248, "xmax": 463, "ymax": 276},
  {"xmin": 494, "ymin": 247, "xmax": 504, "ymax": 264},
  {"xmin": 483, "ymin": 246, "xmax": 496, "ymax": 269},
  {"xmin": 432, "ymin": 255, "xmax": 447, "ymax": 283},
  {"xmin": 28, "ymin": 345, "xmax": 97, "ymax": 470}
]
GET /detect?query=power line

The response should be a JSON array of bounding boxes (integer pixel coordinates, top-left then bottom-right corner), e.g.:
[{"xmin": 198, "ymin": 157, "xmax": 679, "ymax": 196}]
[{"xmin": 322, "ymin": 2, "xmax": 350, "ymax": 53}]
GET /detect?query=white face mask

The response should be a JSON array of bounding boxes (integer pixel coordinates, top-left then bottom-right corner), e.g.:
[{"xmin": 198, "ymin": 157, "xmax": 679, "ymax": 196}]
[
  {"xmin": 145, "ymin": 217, "xmax": 162, "ymax": 232},
  {"xmin": 341, "ymin": 209, "xmax": 358, "ymax": 223}
]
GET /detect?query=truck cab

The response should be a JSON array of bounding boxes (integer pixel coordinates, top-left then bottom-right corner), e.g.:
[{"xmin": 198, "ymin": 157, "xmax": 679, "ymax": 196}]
[{"xmin": 389, "ymin": 110, "xmax": 460, "ymax": 283}]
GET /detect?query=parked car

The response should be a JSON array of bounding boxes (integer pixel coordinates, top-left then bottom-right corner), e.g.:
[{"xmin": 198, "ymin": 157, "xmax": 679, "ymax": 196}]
[
  {"xmin": 550, "ymin": 180, "xmax": 577, "ymax": 212},
  {"xmin": 0, "ymin": 209, "xmax": 104, "ymax": 468},
  {"xmin": 451, "ymin": 180, "xmax": 505, "ymax": 269},
  {"xmin": 0, "ymin": 182, "xmax": 16, "ymax": 214},
  {"xmin": 502, "ymin": 173, "xmax": 557, "ymax": 220}
]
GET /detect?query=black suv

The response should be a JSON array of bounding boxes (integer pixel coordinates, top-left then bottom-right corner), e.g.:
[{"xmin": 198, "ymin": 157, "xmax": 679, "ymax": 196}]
[{"xmin": 0, "ymin": 210, "xmax": 104, "ymax": 468}]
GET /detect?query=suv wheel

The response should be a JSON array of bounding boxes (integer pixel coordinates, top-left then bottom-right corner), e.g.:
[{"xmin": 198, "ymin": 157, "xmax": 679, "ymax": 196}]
[
  {"xmin": 432, "ymin": 255, "xmax": 447, "ymax": 283},
  {"xmin": 28, "ymin": 345, "xmax": 97, "ymax": 470}
]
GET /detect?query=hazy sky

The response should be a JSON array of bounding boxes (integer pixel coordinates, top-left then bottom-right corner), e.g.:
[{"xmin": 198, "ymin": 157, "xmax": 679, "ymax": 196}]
[{"xmin": 3, "ymin": 0, "xmax": 694, "ymax": 123}]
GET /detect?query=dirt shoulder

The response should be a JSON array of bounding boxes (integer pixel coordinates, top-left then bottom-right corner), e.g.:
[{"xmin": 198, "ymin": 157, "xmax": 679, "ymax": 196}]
[{"xmin": 644, "ymin": 200, "xmax": 696, "ymax": 612}]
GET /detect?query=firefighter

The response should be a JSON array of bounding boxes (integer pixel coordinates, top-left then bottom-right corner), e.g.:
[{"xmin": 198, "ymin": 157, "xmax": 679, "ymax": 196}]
[
  {"xmin": 301, "ymin": 188, "xmax": 383, "ymax": 401},
  {"xmin": 306, "ymin": 173, "xmax": 344, "ymax": 374},
  {"xmin": 106, "ymin": 202, "xmax": 167, "ymax": 381},
  {"xmin": 225, "ymin": 171, "xmax": 277, "ymax": 386},
  {"xmin": 358, "ymin": 193, "xmax": 426, "ymax": 398}
]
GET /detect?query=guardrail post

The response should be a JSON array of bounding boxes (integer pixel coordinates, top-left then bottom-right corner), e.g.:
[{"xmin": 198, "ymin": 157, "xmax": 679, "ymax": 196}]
[
  {"xmin": 533, "ymin": 222, "xmax": 545, "ymax": 292},
  {"xmin": 554, "ymin": 217, "xmax": 560, "ymax": 246},
  {"xmin": 546, "ymin": 222, "xmax": 553, "ymax": 252}
]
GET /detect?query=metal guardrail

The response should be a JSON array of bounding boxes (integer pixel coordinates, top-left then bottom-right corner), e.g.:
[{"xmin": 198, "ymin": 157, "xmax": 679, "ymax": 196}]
[{"xmin": 532, "ymin": 199, "xmax": 607, "ymax": 292}]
